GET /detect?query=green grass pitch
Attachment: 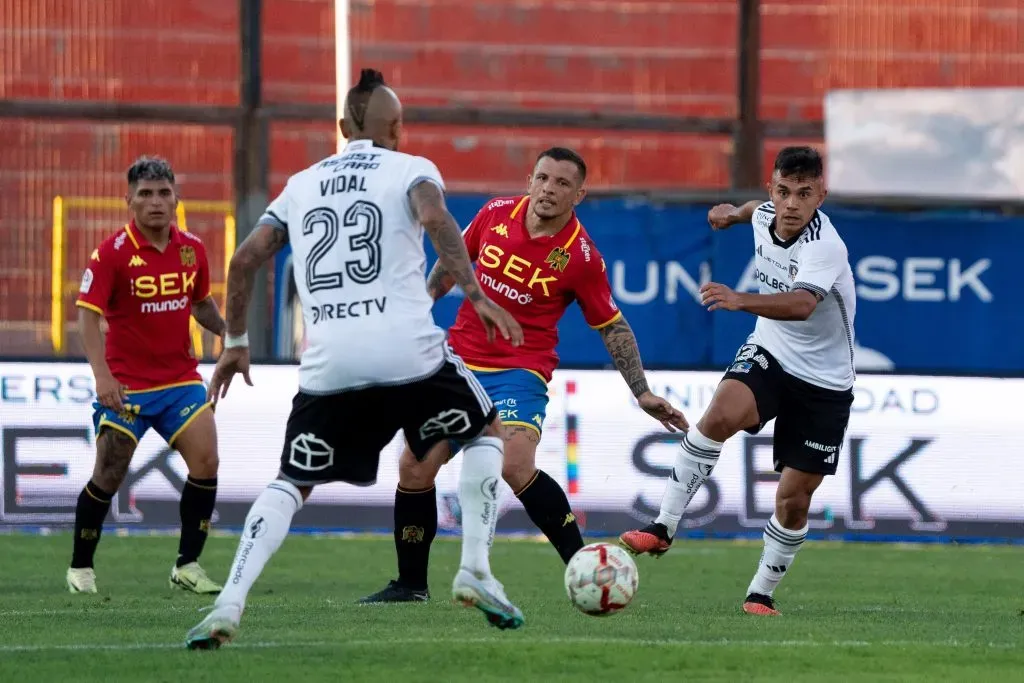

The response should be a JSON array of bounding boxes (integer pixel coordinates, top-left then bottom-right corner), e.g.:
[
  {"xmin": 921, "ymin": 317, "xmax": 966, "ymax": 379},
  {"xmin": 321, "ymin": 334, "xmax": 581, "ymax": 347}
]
[{"xmin": 2, "ymin": 533, "xmax": 1022, "ymax": 682}]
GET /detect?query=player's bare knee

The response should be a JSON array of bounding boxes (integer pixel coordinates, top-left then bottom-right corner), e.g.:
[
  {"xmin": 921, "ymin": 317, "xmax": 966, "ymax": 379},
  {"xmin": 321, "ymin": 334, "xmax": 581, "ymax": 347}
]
[
  {"xmin": 501, "ymin": 449, "xmax": 536, "ymax": 490},
  {"xmin": 173, "ymin": 410, "xmax": 219, "ymax": 478},
  {"xmin": 500, "ymin": 426, "xmax": 539, "ymax": 492},
  {"xmin": 398, "ymin": 445, "xmax": 442, "ymax": 489},
  {"xmin": 776, "ymin": 491, "xmax": 811, "ymax": 529},
  {"xmin": 698, "ymin": 380, "xmax": 759, "ymax": 441},
  {"xmin": 398, "ymin": 457, "xmax": 437, "ymax": 489},
  {"xmin": 696, "ymin": 409, "xmax": 743, "ymax": 443},
  {"xmin": 183, "ymin": 450, "xmax": 219, "ymax": 479},
  {"xmin": 501, "ymin": 460, "xmax": 534, "ymax": 492},
  {"xmin": 94, "ymin": 430, "xmax": 136, "ymax": 491}
]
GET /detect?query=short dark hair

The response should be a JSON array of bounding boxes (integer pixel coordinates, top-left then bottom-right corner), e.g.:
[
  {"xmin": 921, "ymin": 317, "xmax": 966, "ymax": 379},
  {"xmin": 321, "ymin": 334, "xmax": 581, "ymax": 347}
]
[
  {"xmin": 773, "ymin": 146, "xmax": 823, "ymax": 179},
  {"xmin": 127, "ymin": 156, "xmax": 175, "ymax": 186},
  {"xmin": 537, "ymin": 147, "xmax": 587, "ymax": 182}
]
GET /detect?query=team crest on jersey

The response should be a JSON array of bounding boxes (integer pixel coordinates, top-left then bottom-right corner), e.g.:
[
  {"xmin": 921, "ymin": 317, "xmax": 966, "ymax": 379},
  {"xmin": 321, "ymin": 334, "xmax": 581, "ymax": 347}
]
[
  {"xmin": 545, "ymin": 247, "xmax": 571, "ymax": 272},
  {"xmin": 491, "ymin": 223, "xmax": 509, "ymax": 238},
  {"xmin": 789, "ymin": 262, "xmax": 799, "ymax": 279},
  {"xmin": 179, "ymin": 245, "xmax": 196, "ymax": 267}
]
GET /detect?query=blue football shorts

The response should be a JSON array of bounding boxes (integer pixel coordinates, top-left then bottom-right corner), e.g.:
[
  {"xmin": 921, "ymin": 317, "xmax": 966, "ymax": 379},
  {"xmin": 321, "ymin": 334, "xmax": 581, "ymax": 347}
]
[{"xmin": 92, "ymin": 381, "xmax": 210, "ymax": 446}]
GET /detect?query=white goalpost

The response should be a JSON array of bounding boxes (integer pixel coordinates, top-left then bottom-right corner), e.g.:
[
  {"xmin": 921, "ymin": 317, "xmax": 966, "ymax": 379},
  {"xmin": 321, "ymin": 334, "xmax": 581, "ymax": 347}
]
[{"xmin": 335, "ymin": 0, "xmax": 350, "ymax": 153}]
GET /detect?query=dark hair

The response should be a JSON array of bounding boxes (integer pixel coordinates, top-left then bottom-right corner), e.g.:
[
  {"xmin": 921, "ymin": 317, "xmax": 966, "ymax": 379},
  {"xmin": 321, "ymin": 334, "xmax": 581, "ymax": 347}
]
[
  {"xmin": 537, "ymin": 147, "xmax": 587, "ymax": 182},
  {"xmin": 773, "ymin": 146, "xmax": 823, "ymax": 179},
  {"xmin": 127, "ymin": 156, "xmax": 175, "ymax": 186},
  {"xmin": 349, "ymin": 68, "xmax": 386, "ymax": 97},
  {"xmin": 345, "ymin": 69, "xmax": 388, "ymax": 130}
]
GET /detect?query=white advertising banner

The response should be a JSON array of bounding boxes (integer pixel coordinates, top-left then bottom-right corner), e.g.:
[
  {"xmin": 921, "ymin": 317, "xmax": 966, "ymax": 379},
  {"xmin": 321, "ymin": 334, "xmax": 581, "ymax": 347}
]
[{"xmin": 1, "ymin": 363, "xmax": 1022, "ymax": 540}]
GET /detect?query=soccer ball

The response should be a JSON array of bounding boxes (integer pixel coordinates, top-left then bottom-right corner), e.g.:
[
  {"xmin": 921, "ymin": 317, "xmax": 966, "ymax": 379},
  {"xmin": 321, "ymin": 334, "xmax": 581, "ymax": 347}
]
[{"xmin": 564, "ymin": 542, "xmax": 639, "ymax": 616}]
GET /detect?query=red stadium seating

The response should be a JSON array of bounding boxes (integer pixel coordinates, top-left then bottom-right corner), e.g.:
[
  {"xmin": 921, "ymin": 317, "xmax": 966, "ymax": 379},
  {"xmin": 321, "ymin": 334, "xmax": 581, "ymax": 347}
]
[{"xmin": 1, "ymin": 0, "xmax": 1021, "ymax": 351}]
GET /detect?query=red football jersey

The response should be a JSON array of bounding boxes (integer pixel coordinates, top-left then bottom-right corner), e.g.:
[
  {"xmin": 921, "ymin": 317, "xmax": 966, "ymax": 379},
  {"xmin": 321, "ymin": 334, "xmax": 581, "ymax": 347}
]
[
  {"xmin": 76, "ymin": 221, "xmax": 211, "ymax": 391},
  {"xmin": 448, "ymin": 195, "xmax": 621, "ymax": 383}
]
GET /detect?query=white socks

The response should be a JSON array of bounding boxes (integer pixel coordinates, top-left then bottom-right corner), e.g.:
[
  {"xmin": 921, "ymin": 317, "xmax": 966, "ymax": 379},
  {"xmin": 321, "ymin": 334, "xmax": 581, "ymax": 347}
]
[
  {"xmin": 747, "ymin": 514, "xmax": 807, "ymax": 597},
  {"xmin": 457, "ymin": 435, "xmax": 504, "ymax": 577},
  {"xmin": 655, "ymin": 429, "xmax": 724, "ymax": 537},
  {"xmin": 215, "ymin": 480, "xmax": 303, "ymax": 612}
]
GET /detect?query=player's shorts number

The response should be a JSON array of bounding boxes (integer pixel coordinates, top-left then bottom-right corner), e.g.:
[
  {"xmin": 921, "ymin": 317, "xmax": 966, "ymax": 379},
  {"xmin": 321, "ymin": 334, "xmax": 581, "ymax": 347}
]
[{"xmin": 302, "ymin": 201, "xmax": 383, "ymax": 293}]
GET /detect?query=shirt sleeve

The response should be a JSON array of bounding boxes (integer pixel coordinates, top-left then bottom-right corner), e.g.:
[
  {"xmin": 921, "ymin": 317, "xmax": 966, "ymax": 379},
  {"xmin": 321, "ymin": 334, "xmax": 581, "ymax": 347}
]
[
  {"xmin": 752, "ymin": 201, "xmax": 775, "ymax": 228},
  {"xmin": 574, "ymin": 245, "xmax": 622, "ymax": 329},
  {"xmin": 406, "ymin": 156, "xmax": 446, "ymax": 195},
  {"xmin": 75, "ymin": 244, "xmax": 115, "ymax": 316},
  {"xmin": 193, "ymin": 242, "xmax": 212, "ymax": 302},
  {"xmin": 792, "ymin": 238, "xmax": 847, "ymax": 300},
  {"xmin": 258, "ymin": 181, "xmax": 292, "ymax": 239}
]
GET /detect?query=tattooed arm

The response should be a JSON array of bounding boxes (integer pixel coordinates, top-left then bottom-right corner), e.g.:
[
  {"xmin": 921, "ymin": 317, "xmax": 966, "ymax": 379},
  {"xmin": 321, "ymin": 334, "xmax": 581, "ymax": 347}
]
[
  {"xmin": 426, "ymin": 260, "xmax": 456, "ymax": 302},
  {"xmin": 191, "ymin": 296, "xmax": 226, "ymax": 336},
  {"xmin": 410, "ymin": 181, "xmax": 523, "ymax": 345},
  {"xmin": 598, "ymin": 316, "xmax": 649, "ymax": 397},
  {"xmin": 205, "ymin": 223, "xmax": 288, "ymax": 402},
  {"xmin": 599, "ymin": 315, "xmax": 689, "ymax": 431},
  {"xmin": 410, "ymin": 182, "xmax": 484, "ymax": 305},
  {"xmin": 223, "ymin": 225, "xmax": 288, "ymax": 336}
]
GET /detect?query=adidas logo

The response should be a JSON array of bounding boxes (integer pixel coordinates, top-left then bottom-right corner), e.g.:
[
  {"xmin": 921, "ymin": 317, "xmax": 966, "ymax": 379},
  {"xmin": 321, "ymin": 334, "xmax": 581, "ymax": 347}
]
[{"xmin": 128, "ymin": 255, "xmax": 147, "ymax": 267}]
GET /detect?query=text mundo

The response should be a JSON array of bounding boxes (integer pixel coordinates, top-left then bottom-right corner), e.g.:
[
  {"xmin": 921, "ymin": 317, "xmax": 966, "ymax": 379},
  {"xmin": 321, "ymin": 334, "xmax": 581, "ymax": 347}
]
[
  {"xmin": 480, "ymin": 271, "xmax": 533, "ymax": 305},
  {"xmin": 140, "ymin": 296, "xmax": 190, "ymax": 314}
]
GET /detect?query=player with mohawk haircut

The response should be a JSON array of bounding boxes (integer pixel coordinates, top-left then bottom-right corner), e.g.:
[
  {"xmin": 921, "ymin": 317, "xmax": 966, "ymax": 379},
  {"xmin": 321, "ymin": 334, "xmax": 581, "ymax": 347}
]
[{"xmin": 186, "ymin": 69, "xmax": 527, "ymax": 649}]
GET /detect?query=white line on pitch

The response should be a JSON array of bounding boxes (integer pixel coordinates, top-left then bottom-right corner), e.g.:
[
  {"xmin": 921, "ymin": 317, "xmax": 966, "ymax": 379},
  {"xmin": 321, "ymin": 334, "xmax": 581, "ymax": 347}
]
[{"xmin": 0, "ymin": 636, "xmax": 1017, "ymax": 653}]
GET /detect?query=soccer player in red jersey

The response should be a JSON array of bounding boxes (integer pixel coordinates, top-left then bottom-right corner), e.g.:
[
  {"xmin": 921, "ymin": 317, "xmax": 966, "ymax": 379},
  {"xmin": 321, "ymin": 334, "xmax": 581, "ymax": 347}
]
[
  {"xmin": 67, "ymin": 157, "xmax": 226, "ymax": 595},
  {"xmin": 361, "ymin": 147, "xmax": 688, "ymax": 603}
]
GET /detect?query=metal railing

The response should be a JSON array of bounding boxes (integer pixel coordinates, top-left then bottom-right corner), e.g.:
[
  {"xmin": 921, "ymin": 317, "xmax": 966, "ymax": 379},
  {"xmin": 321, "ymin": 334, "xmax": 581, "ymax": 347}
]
[{"xmin": 50, "ymin": 197, "xmax": 235, "ymax": 357}]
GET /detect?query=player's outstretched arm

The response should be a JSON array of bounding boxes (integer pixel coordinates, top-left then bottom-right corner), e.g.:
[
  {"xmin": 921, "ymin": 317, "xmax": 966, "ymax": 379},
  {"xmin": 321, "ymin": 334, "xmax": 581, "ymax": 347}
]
[
  {"xmin": 410, "ymin": 181, "xmax": 523, "ymax": 345},
  {"xmin": 207, "ymin": 224, "xmax": 287, "ymax": 403},
  {"xmin": 410, "ymin": 181, "xmax": 485, "ymax": 306},
  {"xmin": 598, "ymin": 316, "xmax": 688, "ymax": 432},
  {"xmin": 700, "ymin": 282, "xmax": 819, "ymax": 321},
  {"xmin": 708, "ymin": 200, "xmax": 762, "ymax": 230},
  {"xmin": 191, "ymin": 297, "xmax": 226, "ymax": 337},
  {"xmin": 223, "ymin": 225, "xmax": 287, "ymax": 337}
]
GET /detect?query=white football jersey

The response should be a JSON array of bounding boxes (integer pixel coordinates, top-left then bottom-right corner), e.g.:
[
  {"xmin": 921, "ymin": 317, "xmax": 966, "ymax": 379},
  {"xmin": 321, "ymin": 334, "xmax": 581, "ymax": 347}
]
[
  {"xmin": 260, "ymin": 139, "xmax": 447, "ymax": 394},
  {"xmin": 746, "ymin": 202, "xmax": 857, "ymax": 391}
]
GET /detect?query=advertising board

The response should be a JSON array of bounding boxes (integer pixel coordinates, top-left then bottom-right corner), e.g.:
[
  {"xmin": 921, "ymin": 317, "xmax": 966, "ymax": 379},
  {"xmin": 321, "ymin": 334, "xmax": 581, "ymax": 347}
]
[
  {"xmin": 272, "ymin": 196, "xmax": 1021, "ymax": 373},
  {"xmin": 3, "ymin": 363, "xmax": 1021, "ymax": 541}
]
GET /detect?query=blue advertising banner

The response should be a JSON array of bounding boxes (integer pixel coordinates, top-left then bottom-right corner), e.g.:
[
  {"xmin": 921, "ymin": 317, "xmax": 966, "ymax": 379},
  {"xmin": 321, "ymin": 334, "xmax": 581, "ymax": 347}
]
[{"xmin": 273, "ymin": 196, "xmax": 1019, "ymax": 373}]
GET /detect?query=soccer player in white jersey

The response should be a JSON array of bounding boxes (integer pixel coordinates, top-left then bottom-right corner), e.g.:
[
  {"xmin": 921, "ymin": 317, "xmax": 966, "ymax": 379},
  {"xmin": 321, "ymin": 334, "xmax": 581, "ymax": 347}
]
[
  {"xmin": 185, "ymin": 69, "xmax": 528, "ymax": 649},
  {"xmin": 620, "ymin": 147, "xmax": 856, "ymax": 616}
]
